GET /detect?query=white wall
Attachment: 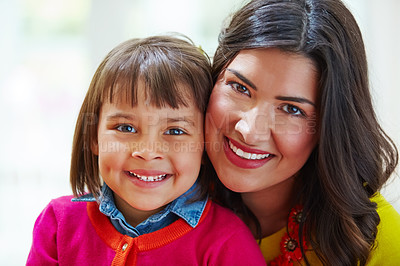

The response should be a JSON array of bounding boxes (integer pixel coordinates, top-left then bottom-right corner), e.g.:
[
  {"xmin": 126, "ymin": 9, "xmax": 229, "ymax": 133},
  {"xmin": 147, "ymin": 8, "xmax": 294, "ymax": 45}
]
[
  {"xmin": 343, "ymin": 0, "xmax": 400, "ymax": 209},
  {"xmin": 0, "ymin": 0, "xmax": 398, "ymax": 265}
]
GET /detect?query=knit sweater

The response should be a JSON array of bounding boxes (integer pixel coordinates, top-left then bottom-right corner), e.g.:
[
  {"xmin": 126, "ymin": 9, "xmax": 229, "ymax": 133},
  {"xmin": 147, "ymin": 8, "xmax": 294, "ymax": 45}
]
[
  {"xmin": 27, "ymin": 196, "xmax": 266, "ymax": 265},
  {"xmin": 259, "ymin": 193, "xmax": 400, "ymax": 265}
]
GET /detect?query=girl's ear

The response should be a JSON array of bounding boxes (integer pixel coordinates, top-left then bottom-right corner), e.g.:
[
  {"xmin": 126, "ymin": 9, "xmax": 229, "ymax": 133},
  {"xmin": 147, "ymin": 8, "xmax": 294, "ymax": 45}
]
[{"xmin": 91, "ymin": 140, "xmax": 99, "ymax": 155}]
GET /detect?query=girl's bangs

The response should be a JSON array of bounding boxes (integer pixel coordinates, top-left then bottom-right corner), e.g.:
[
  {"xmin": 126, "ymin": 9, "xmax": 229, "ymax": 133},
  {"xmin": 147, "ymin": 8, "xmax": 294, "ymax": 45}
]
[{"xmin": 99, "ymin": 46, "xmax": 191, "ymax": 108}]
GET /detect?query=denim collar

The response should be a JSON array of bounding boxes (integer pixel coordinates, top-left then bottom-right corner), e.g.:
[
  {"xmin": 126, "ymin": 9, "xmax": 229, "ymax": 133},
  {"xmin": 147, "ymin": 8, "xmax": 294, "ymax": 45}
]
[{"xmin": 73, "ymin": 181, "xmax": 207, "ymax": 237}]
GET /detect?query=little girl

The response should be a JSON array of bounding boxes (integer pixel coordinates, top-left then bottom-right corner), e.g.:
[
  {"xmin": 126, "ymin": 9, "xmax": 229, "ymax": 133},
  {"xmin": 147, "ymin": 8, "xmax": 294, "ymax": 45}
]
[{"xmin": 26, "ymin": 35, "xmax": 265, "ymax": 265}]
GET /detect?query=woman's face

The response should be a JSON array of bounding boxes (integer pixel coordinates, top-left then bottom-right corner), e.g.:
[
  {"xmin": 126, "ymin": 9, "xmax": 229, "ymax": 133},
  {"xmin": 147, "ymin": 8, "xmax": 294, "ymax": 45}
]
[{"xmin": 205, "ymin": 48, "xmax": 319, "ymax": 193}]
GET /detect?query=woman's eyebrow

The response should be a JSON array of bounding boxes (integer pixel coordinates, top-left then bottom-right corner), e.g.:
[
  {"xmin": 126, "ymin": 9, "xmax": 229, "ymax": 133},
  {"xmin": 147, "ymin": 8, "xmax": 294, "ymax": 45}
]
[
  {"xmin": 226, "ymin": 68, "xmax": 257, "ymax": 91},
  {"xmin": 226, "ymin": 68, "xmax": 316, "ymax": 107},
  {"xmin": 275, "ymin": 96, "xmax": 316, "ymax": 107}
]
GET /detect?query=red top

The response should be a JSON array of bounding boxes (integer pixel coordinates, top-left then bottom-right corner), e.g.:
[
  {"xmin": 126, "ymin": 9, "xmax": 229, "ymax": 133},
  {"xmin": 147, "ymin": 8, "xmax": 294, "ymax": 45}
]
[{"xmin": 27, "ymin": 195, "xmax": 266, "ymax": 265}]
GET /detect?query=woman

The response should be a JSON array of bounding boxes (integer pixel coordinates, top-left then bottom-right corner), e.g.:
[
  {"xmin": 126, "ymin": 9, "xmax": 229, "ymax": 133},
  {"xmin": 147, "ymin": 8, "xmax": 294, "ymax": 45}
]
[{"xmin": 205, "ymin": 0, "xmax": 400, "ymax": 265}]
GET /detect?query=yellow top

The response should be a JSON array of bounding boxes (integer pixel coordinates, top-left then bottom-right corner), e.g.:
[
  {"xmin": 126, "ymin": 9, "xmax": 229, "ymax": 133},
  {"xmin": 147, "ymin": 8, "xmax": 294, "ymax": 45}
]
[{"xmin": 259, "ymin": 193, "xmax": 400, "ymax": 265}]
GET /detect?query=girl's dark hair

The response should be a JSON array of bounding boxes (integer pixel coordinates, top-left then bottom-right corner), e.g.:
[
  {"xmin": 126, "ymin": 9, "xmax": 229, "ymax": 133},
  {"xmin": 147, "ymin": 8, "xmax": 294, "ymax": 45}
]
[
  {"xmin": 71, "ymin": 34, "xmax": 212, "ymax": 199},
  {"xmin": 210, "ymin": 0, "xmax": 398, "ymax": 265}
]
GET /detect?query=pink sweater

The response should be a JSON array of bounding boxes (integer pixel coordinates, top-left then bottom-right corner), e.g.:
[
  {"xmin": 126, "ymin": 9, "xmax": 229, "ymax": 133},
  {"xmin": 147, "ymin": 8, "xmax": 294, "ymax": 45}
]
[{"xmin": 27, "ymin": 195, "xmax": 266, "ymax": 265}]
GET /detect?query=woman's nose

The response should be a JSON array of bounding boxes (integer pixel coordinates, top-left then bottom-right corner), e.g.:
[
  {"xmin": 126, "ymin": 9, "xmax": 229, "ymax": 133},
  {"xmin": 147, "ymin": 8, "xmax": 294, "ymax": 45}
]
[{"xmin": 234, "ymin": 108, "xmax": 272, "ymax": 144}]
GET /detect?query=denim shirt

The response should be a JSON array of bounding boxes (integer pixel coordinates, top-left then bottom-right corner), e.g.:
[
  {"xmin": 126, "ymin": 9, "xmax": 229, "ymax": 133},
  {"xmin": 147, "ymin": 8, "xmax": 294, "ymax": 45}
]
[{"xmin": 73, "ymin": 182, "xmax": 208, "ymax": 238}]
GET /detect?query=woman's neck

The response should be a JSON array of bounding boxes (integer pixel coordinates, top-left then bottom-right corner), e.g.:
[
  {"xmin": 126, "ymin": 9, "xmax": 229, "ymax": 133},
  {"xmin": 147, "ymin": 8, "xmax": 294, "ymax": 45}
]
[{"xmin": 241, "ymin": 176, "xmax": 296, "ymax": 238}]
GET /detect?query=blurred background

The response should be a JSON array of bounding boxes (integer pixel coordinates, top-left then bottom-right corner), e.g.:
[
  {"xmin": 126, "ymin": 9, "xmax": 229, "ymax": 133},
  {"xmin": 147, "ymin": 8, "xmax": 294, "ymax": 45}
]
[{"xmin": 0, "ymin": 0, "xmax": 399, "ymax": 264}]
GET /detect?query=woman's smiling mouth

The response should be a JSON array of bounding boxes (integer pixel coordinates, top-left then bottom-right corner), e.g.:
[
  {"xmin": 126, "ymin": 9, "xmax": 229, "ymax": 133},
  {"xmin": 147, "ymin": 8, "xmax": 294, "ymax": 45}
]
[
  {"xmin": 228, "ymin": 140, "xmax": 271, "ymax": 160},
  {"xmin": 224, "ymin": 137, "xmax": 274, "ymax": 169}
]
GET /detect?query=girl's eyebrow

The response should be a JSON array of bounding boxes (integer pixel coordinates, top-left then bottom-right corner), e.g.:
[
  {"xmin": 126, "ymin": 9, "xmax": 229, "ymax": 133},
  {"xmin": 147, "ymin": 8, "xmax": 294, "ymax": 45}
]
[
  {"xmin": 226, "ymin": 68, "xmax": 257, "ymax": 91},
  {"xmin": 276, "ymin": 96, "xmax": 316, "ymax": 107},
  {"xmin": 106, "ymin": 113, "xmax": 196, "ymax": 127},
  {"xmin": 161, "ymin": 117, "xmax": 196, "ymax": 127},
  {"xmin": 106, "ymin": 113, "xmax": 135, "ymax": 121}
]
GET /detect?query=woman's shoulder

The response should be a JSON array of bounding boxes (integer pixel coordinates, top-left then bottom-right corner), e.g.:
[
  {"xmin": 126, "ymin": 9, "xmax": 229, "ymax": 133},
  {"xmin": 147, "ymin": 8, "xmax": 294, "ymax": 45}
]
[
  {"xmin": 371, "ymin": 193, "xmax": 400, "ymax": 225},
  {"xmin": 368, "ymin": 193, "xmax": 400, "ymax": 264}
]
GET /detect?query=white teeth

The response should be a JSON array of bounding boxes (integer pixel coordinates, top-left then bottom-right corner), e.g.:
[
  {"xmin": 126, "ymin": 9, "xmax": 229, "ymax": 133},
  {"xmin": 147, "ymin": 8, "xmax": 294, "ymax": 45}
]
[
  {"xmin": 228, "ymin": 140, "xmax": 271, "ymax": 160},
  {"xmin": 128, "ymin": 172, "xmax": 167, "ymax": 182},
  {"xmin": 243, "ymin": 152, "xmax": 251, "ymax": 159}
]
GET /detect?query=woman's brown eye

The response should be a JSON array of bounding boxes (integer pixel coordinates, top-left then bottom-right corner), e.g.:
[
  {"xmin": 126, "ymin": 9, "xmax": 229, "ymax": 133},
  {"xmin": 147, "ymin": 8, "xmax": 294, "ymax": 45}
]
[
  {"xmin": 231, "ymin": 82, "xmax": 250, "ymax": 96},
  {"xmin": 282, "ymin": 104, "xmax": 305, "ymax": 117}
]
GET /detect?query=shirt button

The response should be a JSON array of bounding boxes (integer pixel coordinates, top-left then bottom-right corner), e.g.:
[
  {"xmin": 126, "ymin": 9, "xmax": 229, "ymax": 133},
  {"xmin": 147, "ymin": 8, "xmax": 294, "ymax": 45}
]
[{"xmin": 122, "ymin": 243, "xmax": 128, "ymax": 251}]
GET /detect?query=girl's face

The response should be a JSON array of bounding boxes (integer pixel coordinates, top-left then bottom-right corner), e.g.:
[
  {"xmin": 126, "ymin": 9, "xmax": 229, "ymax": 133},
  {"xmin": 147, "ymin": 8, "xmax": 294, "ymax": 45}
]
[
  {"xmin": 205, "ymin": 48, "xmax": 319, "ymax": 194},
  {"xmin": 93, "ymin": 82, "xmax": 204, "ymax": 224}
]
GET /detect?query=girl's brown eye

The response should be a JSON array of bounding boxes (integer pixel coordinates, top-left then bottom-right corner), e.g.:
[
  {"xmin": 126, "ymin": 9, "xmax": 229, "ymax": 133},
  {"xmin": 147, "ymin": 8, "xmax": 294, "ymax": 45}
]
[
  {"xmin": 164, "ymin": 128, "xmax": 186, "ymax": 135},
  {"xmin": 116, "ymin": 124, "xmax": 136, "ymax": 133}
]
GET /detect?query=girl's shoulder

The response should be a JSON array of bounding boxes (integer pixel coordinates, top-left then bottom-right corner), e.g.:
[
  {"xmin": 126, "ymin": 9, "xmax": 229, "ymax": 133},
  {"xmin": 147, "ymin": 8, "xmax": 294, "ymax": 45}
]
[
  {"xmin": 38, "ymin": 195, "xmax": 91, "ymax": 223},
  {"xmin": 368, "ymin": 193, "xmax": 400, "ymax": 264},
  {"xmin": 48, "ymin": 194, "xmax": 86, "ymax": 208},
  {"xmin": 206, "ymin": 201, "xmax": 250, "ymax": 230},
  {"xmin": 194, "ymin": 200, "xmax": 266, "ymax": 265},
  {"xmin": 48, "ymin": 194, "xmax": 77, "ymax": 205}
]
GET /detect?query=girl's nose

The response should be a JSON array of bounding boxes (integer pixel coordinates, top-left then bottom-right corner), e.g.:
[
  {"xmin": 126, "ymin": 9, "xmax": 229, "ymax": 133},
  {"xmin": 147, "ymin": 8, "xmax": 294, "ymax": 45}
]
[
  {"xmin": 234, "ymin": 108, "xmax": 272, "ymax": 145},
  {"xmin": 131, "ymin": 138, "xmax": 164, "ymax": 161}
]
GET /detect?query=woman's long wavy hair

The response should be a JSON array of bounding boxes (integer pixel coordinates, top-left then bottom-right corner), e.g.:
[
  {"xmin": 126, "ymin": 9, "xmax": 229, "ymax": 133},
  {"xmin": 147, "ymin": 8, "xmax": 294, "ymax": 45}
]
[{"xmin": 209, "ymin": 0, "xmax": 398, "ymax": 265}]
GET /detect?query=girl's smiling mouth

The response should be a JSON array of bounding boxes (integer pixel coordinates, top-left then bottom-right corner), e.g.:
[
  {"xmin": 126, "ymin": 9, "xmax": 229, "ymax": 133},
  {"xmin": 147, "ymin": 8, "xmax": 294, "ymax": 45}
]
[
  {"xmin": 127, "ymin": 171, "xmax": 169, "ymax": 182},
  {"xmin": 125, "ymin": 169, "xmax": 171, "ymax": 182}
]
